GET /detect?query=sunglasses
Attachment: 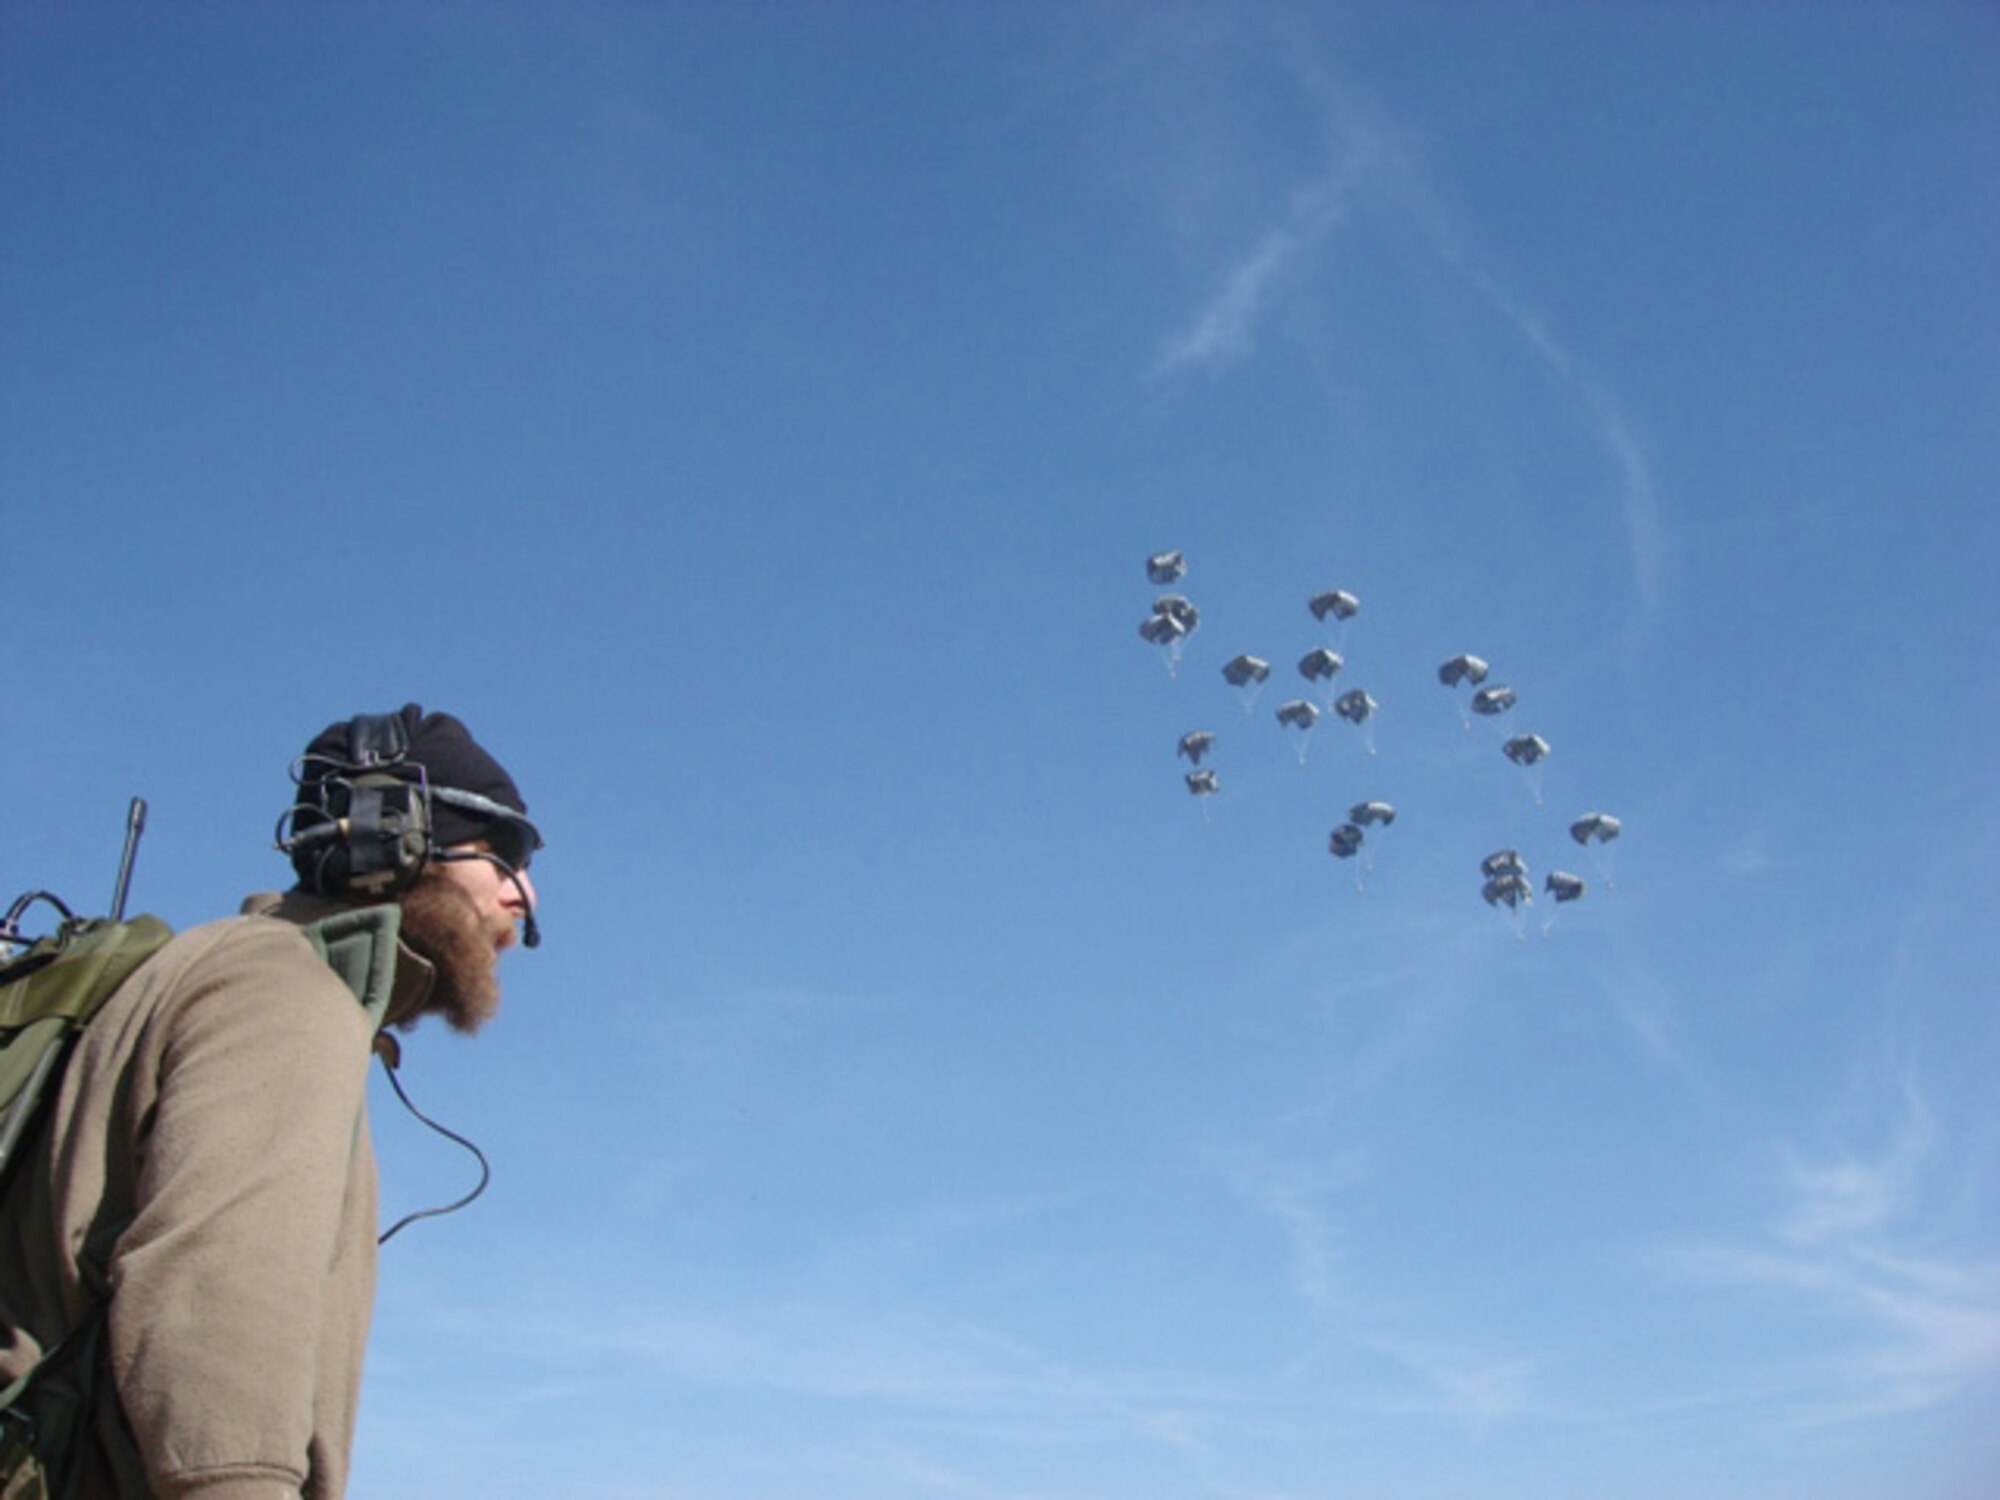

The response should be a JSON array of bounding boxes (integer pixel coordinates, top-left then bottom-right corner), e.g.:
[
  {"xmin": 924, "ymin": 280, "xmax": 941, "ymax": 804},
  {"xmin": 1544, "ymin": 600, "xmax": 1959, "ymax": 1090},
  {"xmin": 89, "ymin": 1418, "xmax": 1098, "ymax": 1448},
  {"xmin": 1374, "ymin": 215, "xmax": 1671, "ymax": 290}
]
[{"xmin": 432, "ymin": 786, "xmax": 544, "ymax": 872}]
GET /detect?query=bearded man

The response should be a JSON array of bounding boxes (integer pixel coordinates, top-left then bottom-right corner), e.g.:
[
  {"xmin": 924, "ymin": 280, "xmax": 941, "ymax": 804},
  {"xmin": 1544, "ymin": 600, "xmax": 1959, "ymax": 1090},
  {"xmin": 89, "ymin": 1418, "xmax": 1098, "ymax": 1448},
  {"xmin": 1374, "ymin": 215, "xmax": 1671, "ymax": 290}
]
[{"xmin": 0, "ymin": 705, "xmax": 539, "ymax": 1499}]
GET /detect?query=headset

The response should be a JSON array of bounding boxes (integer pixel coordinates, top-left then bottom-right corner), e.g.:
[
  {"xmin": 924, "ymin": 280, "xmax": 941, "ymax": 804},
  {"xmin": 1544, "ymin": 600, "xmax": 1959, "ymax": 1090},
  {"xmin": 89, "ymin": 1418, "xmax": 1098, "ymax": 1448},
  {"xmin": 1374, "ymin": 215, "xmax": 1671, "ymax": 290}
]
[{"xmin": 276, "ymin": 713, "xmax": 541, "ymax": 946}]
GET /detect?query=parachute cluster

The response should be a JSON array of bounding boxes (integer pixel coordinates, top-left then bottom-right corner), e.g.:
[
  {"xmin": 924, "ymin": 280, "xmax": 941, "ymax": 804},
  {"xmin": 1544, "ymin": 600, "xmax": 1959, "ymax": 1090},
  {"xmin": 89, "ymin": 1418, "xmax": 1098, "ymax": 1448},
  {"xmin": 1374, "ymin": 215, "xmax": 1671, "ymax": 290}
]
[
  {"xmin": 1137, "ymin": 550, "xmax": 1622, "ymax": 933},
  {"xmin": 1140, "ymin": 550, "xmax": 1395, "ymax": 890}
]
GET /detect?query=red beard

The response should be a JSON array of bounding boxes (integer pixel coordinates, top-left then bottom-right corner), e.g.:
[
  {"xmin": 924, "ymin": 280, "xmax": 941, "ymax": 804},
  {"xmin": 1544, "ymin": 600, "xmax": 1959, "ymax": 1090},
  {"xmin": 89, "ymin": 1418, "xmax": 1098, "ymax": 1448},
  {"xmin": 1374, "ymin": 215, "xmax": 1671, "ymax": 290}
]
[{"xmin": 395, "ymin": 869, "xmax": 502, "ymax": 1033}]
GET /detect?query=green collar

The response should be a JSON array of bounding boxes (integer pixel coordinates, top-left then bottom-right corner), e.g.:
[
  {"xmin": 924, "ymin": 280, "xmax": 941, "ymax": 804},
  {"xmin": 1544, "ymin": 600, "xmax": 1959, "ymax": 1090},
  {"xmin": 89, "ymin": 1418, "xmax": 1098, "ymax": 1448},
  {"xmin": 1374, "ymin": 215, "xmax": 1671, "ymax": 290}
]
[{"xmin": 299, "ymin": 905, "xmax": 403, "ymax": 1030}]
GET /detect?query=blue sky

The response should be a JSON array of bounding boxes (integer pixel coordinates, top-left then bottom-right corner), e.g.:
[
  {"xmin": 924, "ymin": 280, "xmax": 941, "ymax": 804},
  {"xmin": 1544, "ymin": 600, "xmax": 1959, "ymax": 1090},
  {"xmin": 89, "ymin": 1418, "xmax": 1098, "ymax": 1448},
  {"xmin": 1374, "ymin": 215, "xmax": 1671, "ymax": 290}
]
[{"xmin": 4, "ymin": 3, "xmax": 1996, "ymax": 1497}]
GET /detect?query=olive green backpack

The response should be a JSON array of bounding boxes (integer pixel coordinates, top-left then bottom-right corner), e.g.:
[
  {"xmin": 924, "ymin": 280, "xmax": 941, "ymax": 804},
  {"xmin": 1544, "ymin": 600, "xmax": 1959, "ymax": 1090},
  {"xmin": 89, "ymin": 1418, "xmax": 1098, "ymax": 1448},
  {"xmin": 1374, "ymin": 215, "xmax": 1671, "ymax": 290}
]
[
  {"xmin": 2, "ymin": 798, "xmax": 173, "ymax": 1498},
  {"xmin": 0, "ymin": 909, "xmax": 175, "ymax": 1500}
]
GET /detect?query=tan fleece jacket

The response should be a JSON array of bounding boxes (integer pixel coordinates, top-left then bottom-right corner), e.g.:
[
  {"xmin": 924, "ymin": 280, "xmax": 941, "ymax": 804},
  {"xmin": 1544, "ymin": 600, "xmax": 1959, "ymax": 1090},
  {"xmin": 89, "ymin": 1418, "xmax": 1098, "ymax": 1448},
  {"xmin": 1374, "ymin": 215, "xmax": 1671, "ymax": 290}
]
[{"xmin": 1, "ymin": 895, "xmax": 432, "ymax": 1499}]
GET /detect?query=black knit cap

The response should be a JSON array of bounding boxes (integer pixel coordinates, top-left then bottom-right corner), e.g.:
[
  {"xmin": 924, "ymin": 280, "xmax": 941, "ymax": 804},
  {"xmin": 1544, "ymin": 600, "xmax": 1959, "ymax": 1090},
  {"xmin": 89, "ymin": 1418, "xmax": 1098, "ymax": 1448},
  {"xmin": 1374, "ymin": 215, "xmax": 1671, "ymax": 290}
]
[{"xmin": 295, "ymin": 702, "xmax": 536, "ymax": 855}]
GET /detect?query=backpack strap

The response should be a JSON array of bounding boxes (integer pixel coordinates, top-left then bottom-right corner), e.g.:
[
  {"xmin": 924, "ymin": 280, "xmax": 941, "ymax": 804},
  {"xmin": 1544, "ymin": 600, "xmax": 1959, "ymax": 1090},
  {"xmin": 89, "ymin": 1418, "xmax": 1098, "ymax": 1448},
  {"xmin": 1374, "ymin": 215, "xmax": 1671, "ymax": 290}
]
[
  {"xmin": 1, "ymin": 917, "xmax": 174, "ymax": 1185},
  {"xmin": 0, "ymin": 916, "xmax": 174, "ymax": 1028}
]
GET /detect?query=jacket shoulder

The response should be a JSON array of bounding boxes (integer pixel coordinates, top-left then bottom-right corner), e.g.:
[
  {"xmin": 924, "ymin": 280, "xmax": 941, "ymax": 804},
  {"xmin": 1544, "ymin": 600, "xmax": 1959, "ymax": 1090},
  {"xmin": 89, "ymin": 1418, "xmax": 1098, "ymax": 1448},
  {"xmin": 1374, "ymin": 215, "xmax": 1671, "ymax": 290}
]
[{"xmin": 117, "ymin": 912, "xmax": 376, "ymax": 1047}]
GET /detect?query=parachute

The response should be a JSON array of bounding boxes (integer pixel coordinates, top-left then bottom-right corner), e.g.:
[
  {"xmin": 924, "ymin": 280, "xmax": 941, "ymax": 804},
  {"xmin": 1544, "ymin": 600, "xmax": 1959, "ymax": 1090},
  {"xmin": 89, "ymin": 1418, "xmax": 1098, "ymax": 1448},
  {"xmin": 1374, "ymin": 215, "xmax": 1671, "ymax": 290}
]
[
  {"xmin": 1222, "ymin": 654, "xmax": 1271, "ymax": 687},
  {"xmin": 1309, "ymin": 589, "xmax": 1360, "ymax": 649},
  {"xmin": 1152, "ymin": 594, "xmax": 1199, "ymax": 634},
  {"xmin": 1540, "ymin": 868, "xmax": 1586, "ymax": 936},
  {"xmin": 1147, "ymin": 550, "xmax": 1187, "ymax": 586},
  {"xmin": 1480, "ymin": 848, "xmax": 1526, "ymax": 879},
  {"xmin": 1139, "ymin": 594, "xmax": 1198, "ymax": 676},
  {"xmin": 1177, "ymin": 730, "xmax": 1215, "ymax": 766},
  {"xmin": 1438, "ymin": 653, "xmax": 1489, "ymax": 689},
  {"xmin": 1334, "ymin": 688, "xmax": 1375, "ymax": 724},
  {"xmin": 1327, "ymin": 821, "xmax": 1370, "ymax": 889},
  {"xmin": 1334, "ymin": 803, "xmax": 1394, "ymax": 888},
  {"xmin": 1570, "ymin": 812, "xmax": 1621, "ymax": 845},
  {"xmin": 1502, "ymin": 732, "xmax": 1552, "ymax": 806},
  {"xmin": 1544, "ymin": 870, "xmax": 1585, "ymax": 903},
  {"xmin": 1139, "ymin": 611, "xmax": 1188, "ymax": 675},
  {"xmin": 1185, "ymin": 768, "xmax": 1219, "ymax": 822},
  {"xmin": 1274, "ymin": 699, "xmax": 1319, "ymax": 765},
  {"xmin": 1299, "ymin": 648, "xmax": 1343, "ymax": 681},
  {"xmin": 1481, "ymin": 869, "xmax": 1534, "ymax": 941},
  {"xmin": 1308, "ymin": 589, "xmax": 1359, "ymax": 623},
  {"xmin": 1471, "ymin": 685, "xmax": 1516, "ymax": 718},
  {"xmin": 1350, "ymin": 800, "xmax": 1395, "ymax": 827},
  {"xmin": 1222, "ymin": 654, "xmax": 1272, "ymax": 714},
  {"xmin": 1439, "ymin": 653, "xmax": 1492, "ymax": 730},
  {"xmin": 1570, "ymin": 811, "xmax": 1622, "ymax": 888},
  {"xmin": 1333, "ymin": 688, "xmax": 1378, "ymax": 755},
  {"xmin": 1297, "ymin": 648, "xmax": 1344, "ymax": 709}
]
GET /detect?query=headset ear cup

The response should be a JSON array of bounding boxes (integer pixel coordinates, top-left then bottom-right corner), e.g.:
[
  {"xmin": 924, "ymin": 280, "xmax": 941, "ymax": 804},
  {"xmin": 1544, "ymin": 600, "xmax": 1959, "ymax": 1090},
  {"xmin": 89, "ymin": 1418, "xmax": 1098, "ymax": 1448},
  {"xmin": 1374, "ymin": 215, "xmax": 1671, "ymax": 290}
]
[{"xmin": 297, "ymin": 772, "xmax": 432, "ymax": 897}]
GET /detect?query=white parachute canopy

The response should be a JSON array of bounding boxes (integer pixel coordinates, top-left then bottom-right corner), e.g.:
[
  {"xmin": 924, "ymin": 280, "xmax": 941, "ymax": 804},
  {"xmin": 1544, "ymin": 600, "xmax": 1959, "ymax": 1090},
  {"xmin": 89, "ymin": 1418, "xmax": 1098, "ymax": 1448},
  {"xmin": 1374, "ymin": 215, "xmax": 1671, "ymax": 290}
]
[
  {"xmin": 1540, "ymin": 869, "xmax": 1586, "ymax": 937},
  {"xmin": 1482, "ymin": 867, "xmax": 1534, "ymax": 941},
  {"xmin": 1139, "ymin": 594, "xmax": 1198, "ymax": 676},
  {"xmin": 1297, "ymin": 647, "xmax": 1344, "ymax": 710},
  {"xmin": 1184, "ymin": 766, "xmax": 1220, "ymax": 824},
  {"xmin": 1440, "ymin": 653, "xmax": 1492, "ymax": 729},
  {"xmin": 1570, "ymin": 812, "xmax": 1621, "ymax": 845},
  {"xmin": 1570, "ymin": 811, "xmax": 1622, "ymax": 888},
  {"xmin": 1471, "ymin": 685, "xmax": 1517, "ymax": 718},
  {"xmin": 1502, "ymin": 732, "xmax": 1552, "ymax": 806},
  {"xmin": 1309, "ymin": 588, "xmax": 1360, "ymax": 649},
  {"xmin": 1298, "ymin": 647, "xmax": 1343, "ymax": 682},
  {"xmin": 1274, "ymin": 699, "xmax": 1319, "ymax": 764},
  {"xmin": 1309, "ymin": 588, "xmax": 1359, "ymax": 623},
  {"xmin": 1334, "ymin": 687, "xmax": 1378, "ymax": 754},
  {"xmin": 1222, "ymin": 654, "xmax": 1272, "ymax": 715},
  {"xmin": 1152, "ymin": 594, "xmax": 1199, "ymax": 634},
  {"xmin": 1545, "ymin": 870, "xmax": 1586, "ymax": 903},
  {"xmin": 1438, "ymin": 653, "xmax": 1490, "ymax": 688},
  {"xmin": 1177, "ymin": 730, "xmax": 1215, "ymax": 765},
  {"xmin": 1334, "ymin": 688, "xmax": 1376, "ymax": 724},
  {"xmin": 1222, "ymin": 653, "xmax": 1271, "ymax": 687},
  {"xmin": 1147, "ymin": 550, "xmax": 1187, "ymax": 586},
  {"xmin": 1350, "ymin": 799, "xmax": 1395, "ymax": 827},
  {"xmin": 1138, "ymin": 610, "xmax": 1188, "ymax": 676}
]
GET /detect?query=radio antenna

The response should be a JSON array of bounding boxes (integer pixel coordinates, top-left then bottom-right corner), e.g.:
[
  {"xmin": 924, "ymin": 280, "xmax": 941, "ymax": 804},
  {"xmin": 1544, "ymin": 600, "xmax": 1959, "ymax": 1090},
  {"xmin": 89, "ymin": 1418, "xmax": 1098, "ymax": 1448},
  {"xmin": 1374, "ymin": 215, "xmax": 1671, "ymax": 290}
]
[{"xmin": 109, "ymin": 797, "xmax": 148, "ymax": 921}]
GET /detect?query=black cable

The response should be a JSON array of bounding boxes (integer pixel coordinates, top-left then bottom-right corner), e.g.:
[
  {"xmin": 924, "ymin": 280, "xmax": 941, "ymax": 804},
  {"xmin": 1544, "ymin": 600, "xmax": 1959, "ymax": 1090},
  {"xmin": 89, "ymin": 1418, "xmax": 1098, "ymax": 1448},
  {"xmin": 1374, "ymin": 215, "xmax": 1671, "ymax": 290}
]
[{"xmin": 375, "ymin": 1052, "xmax": 492, "ymax": 1245}]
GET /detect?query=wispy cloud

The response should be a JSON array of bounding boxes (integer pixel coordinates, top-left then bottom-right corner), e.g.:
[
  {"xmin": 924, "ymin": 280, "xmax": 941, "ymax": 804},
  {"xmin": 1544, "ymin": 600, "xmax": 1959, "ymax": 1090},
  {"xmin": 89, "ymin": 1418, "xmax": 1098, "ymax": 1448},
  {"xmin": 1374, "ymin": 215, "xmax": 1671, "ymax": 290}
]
[
  {"xmin": 1152, "ymin": 176, "xmax": 1350, "ymax": 377},
  {"xmin": 1204, "ymin": 1137, "xmax": 1553, "ymax": 1428},
  {"xmin": 1347, "ymin": 1330, "xmax": 1548, "ymax": 1427},
  {"xmin": 492, "ymin": 1289, "xmax": 1224, "ymax": 1456},
  {"xmin": 1656, "ymin": 1084, "xmax": 2000, "ymax": 1422},
  {"xmin": 1774, "ymin": 1089, "xmax": 1934, "ymax": 1247},
  {"xmin": 1465, "ymin": 269, "xmax": 1667, "ymax": 610},
  {"xmin": 1203, "ymin": 1139, "xmax": 1370, "ymax": 1315},
  {"xmin": 1141, "ymin": 40, "xmax": 1667, "ymax": 611}
]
